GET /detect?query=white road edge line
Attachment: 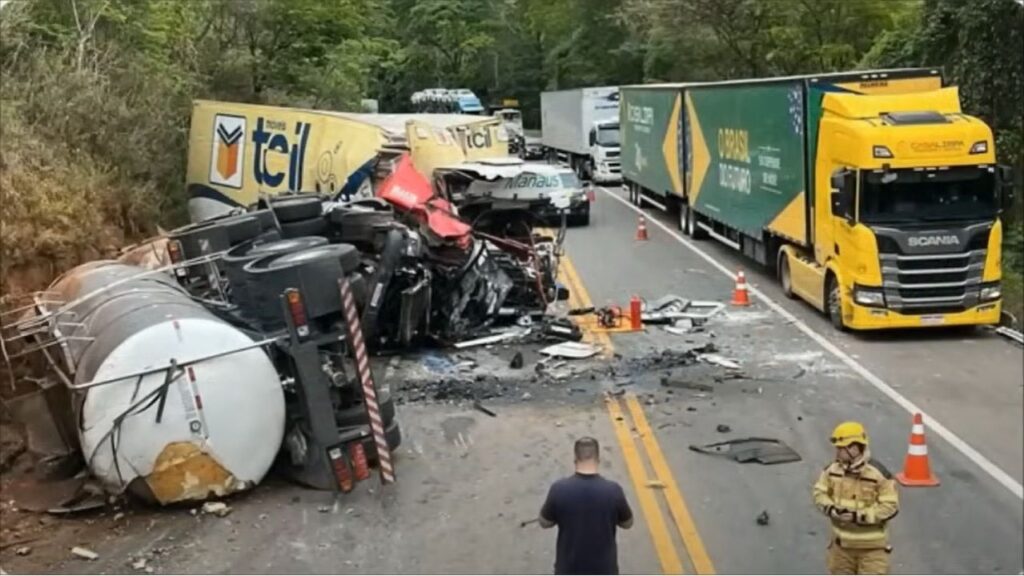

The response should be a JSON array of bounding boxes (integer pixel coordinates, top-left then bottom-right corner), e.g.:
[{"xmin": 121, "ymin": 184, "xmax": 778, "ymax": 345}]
[{"xmin": 599, "ymin": 186, "xmax": 1024, "ymax": 500}]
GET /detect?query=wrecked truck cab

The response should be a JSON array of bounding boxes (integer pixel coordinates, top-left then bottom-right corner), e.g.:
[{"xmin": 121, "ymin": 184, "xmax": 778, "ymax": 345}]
[{"xmin": 433, "ymin": 158, "xmax": 592, "ymax": 228}]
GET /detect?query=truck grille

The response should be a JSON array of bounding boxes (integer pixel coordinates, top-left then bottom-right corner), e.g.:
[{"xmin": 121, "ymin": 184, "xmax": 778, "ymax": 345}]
[
  {"xmin": 604, "ymin": 150, "xmax": 620, "ymax": 159},
  {"xmin": 879, "ymin": 249, "xmax": 985, "ymax": 314}
]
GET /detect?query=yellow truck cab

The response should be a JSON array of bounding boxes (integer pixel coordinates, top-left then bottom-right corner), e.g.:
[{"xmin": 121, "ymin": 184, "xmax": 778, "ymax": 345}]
[
  {"xmin": 619, "ymin": 69, "xmax": 1013, "ymax": 331},
  {"xmin": 798, "ymin": 86, "xmax": 1013, "ymax": 329}
]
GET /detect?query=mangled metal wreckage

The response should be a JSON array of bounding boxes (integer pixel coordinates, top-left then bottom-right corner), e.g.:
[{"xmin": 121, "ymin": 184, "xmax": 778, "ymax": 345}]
[{"xmin": 0, "ymin": 154, "xmax": 566, "ymax": 505}]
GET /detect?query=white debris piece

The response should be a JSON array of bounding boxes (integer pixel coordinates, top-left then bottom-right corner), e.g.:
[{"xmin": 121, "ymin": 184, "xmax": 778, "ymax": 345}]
[
  {"xmin": 132, "ymin": 558, "xmax": 148, "ymax": 570},
  {"xmin": 15, "ymin": 546, "xmax": 31, "ymax": 556},
  {"xmin": 71, "ymin": 546, "xmax": 99, "ymax": 561},
  {"xmin": 201, "ymin": 502, "xmax": 231, "ymax": 517},
  {"xmin": 699, "ymin": 353, "xmax": 741, "ymax": 370},
  {"xmin": 540, "ymin": 342, "xmax": 599, "ymax": 359}
]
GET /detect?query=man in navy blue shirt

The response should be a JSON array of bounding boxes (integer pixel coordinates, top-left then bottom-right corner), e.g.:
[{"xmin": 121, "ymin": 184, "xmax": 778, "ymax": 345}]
[{"xmin": 539, "ymin": 437, "xmax": 634, "ymax": 575}]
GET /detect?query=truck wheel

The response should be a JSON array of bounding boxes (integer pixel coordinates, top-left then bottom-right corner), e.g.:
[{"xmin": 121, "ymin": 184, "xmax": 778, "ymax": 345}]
[
  {"xmin": 280, "ymin": 216, "xmax": 328, "ymax": 238},
  {"xmin": 779, "ymin": 254, "xmax": 796, "ymax": 299},
  {"xmin": 678, "ymin": 204, "xmax": 688, "ymax": 233},
  {"xmin": 826, "ymin": 276, "xmax": 847, "ymax": 331},
  {"xmin": 271, "ymin": 196, "xmax": 323, "ymax": 223},
  {"xmin": 687, "ymin": 205, "xmax": 707, "ymax": 240}
]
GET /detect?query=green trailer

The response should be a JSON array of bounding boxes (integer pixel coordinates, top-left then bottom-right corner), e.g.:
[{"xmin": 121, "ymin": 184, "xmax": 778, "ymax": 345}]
[{"xmin": 620, "ymin": 69, "xmax": 944, "ymax": 265}]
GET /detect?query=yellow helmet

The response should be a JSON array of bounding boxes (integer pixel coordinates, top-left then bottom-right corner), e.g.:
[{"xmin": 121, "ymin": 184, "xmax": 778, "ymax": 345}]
[{"xmin": 830, "ymin": 421, "xmax": 868, "ymax": 447}]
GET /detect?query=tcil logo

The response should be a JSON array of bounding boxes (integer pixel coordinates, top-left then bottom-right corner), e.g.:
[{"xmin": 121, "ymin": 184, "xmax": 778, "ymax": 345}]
[
  {"xmin": 463, "ymin": 128, "xmax": 493, "ymax": 150},
  {"xmin": 908, "ymin": 234, "xmax": 960, "ymax": 247},
  {"xmin": 252, "ymin": 117, "xmax": 311, "ymax": 191}
]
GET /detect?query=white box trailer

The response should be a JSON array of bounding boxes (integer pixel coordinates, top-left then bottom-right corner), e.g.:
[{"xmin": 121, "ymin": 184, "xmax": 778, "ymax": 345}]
[{"xmin": 540, "ymin": 87, "xmax": 621, "ymax": 183}]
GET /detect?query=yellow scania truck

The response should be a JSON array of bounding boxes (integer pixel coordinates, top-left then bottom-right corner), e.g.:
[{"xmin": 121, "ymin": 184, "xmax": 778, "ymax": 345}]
[
  {"xmin": 621, "ymin": 68, "xmax": 1014, "ymax": 330},
  {"xmin": 186, "ymin": 100, "xmax": 509, "ymax": 222}
]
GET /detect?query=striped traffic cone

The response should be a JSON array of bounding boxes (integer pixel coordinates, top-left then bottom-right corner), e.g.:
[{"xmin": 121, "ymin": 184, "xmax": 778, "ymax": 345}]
[
  {"xmin": 636, "ymin": 216, "xmax": 649, "ymax": 241},
  {"xmin": 730, "ymin": 270, "xmax": 751, "ymax": 306},
  {"xmin": 895, "ymin": 413, "xmax": 940, "ymax": 487}
]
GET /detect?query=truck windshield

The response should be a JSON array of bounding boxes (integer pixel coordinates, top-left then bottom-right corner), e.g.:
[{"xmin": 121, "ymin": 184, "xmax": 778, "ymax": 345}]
[
  {"xmin": 596, "ymin": 126, "xmax": 620, "ymax": 147},
  {"xmin": 859, "ymin": 166, "xmax": 997, "ymax": 224}
]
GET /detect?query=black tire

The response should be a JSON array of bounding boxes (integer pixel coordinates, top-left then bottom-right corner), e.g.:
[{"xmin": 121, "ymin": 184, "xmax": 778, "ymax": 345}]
[
  {"xmin": 336, "ymin": 391, "xmax": 396, "ymax": 428},
  {"xmin": 221, "ymin": 215, "xmax": 263, "ymax": 245},
  {"xmin": 280, "ymin": 217, "xmax": 328, "ymax": 238},
  {"xmin": 687, "ymin": 204, "xmax": 708, "ymax": 240},
  {"xmin": 363, "ymin": 420, "xmax": 402, "ymax": 463},
  {"xmin": 569, "ymin": 206, "xmax": 591, "ymax": 227},
  {"xmin": 827, "ymin": 275, "xmax": 847, "ymax": 331},
  {"xmin": 779, "ymin": 254, "xmax": 796, "ymax": 299},
  {"xmin": 271, "ymin": 196, "xmax": 323, "ymax": 222},
  {"xmin": 678, "ymin": 204, "xmax": 688, "ymax": 233}
]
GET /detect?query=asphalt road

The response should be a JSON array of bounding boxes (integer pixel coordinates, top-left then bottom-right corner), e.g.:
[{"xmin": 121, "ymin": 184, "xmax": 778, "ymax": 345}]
[
  {"xmin": 3, "ymin": 186, "xmax": 1021, "ymax": 575},
  {"xmin": 557, "ymin": 185, "xmax": 1023, "ymax": 573}
]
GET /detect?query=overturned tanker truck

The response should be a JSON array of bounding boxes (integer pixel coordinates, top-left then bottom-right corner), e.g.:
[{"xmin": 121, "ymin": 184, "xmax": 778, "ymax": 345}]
[{"xmin": 0, "ymin": 154, "xmax": 565, "ymax": 505}]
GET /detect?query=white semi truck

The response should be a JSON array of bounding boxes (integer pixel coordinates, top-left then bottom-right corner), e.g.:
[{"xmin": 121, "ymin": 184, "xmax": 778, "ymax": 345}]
[{"xmin": 540, "ymin": 87, "xmax": 621, "ymax": 183}]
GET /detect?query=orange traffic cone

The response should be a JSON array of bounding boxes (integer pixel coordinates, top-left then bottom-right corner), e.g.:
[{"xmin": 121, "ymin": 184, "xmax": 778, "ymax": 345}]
[
  {"xmin": 730, "ymin": 270, "xmax": 751, "ymax": 306},
  {"xmin": 635, "ymin": 216, "xmax": 649, "ymax": 241},
  {"xmin": 895, "ymin": 413, "xmax": 940, "ymax": 487}
]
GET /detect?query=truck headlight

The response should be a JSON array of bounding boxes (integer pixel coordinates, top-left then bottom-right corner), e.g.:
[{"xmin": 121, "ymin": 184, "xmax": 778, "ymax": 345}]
[
  {"xmin": 853, "ymin": 285, "xmax": 885, "ymax": 307},
  {"xmin": 980, "ymin": 282, "xmax": 1001, "ymax": 301}
]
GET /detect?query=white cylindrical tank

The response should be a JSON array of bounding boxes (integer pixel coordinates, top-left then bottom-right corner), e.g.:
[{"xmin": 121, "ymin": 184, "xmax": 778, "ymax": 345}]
[{"xmin": 48, "ymin": 263, "xmax": 285, "ymax": 504}]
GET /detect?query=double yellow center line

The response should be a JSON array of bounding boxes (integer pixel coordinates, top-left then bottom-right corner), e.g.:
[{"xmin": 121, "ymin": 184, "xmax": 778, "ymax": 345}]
[{"xmin": 543, "ymin": 228, "xmax": 715, "ymax": 574}]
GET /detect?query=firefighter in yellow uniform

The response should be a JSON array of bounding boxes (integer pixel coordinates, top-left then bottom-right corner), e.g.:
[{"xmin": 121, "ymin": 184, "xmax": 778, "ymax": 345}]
[{"xmin": 813, "ymin": 422, "xmax": 899, "ymax": 575}]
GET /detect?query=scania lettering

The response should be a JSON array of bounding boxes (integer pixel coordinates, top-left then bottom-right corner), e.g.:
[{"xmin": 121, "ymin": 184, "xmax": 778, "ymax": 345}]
[{"xmin": 620, "ymin": 68, "xmax": 1014, "ymax": 331}]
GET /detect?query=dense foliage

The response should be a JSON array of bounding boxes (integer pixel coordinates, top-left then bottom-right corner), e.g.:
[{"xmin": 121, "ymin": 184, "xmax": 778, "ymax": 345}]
[{"xmin": 1, "ymin": 0, "xmax": 1022, "ymax": 307}]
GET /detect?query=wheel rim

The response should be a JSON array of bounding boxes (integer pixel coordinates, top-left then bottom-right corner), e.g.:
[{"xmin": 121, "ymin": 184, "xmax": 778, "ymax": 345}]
[{"xmin": 829, "ymin": 283, "xmax": 841, "ymax": 320}]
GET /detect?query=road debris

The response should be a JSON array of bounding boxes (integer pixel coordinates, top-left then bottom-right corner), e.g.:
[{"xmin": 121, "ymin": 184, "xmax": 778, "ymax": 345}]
[
  {"xmin": 509, "ymin": 352, "xmax": 524, "ymax": 369},
  {"xmin": 473, "ymin": 401, "xmax": 498, "ymax": 418},
  {"xmin": 660, "ymin": 376, "xmax": 714, "ymax": 392},
  {"xmin": 71, "ymin": 546, "xmax": 99, "ymax": 561},
  {"xmin": 15, "ymin": 546, "xmax": 31, "ymax": 556},
  {"xmin": 689, "ymin": 438, "xmax": 801, "ymax": 465},
  {"xmin": 716, "ymin": 424, "xmax": 732, "ymax": 433},
  {"xmin": 756, "ymin": 510, "xmax": 770, "ymax": 526},
  {"xmin": 520, "ymin": 517, "xmax": 540, "ymax": 528},
  {"xmin": 645, "ymin": 480, "xmax": 666, "ymax": 489},
  {"xmin": 540, "ymin": 342, "xmax": 600, "ymax": 359},
  {"xmin": 698, "ymin": 353, "xmax": 741, "ymax": 370},
  {"xmin": 132, "ymin": 558, "xmax": 148, "ymax": 570},
  {"xmin": 455, "ymin": 331, "xmax": 526, "ymax": 349},
  {"xmin": 995, "ymin": 326, "xmax": 1024, "ymax": 345},
  {"xmin": 201, "ymin": 502, "xmax": 231, "ymax": 517}
]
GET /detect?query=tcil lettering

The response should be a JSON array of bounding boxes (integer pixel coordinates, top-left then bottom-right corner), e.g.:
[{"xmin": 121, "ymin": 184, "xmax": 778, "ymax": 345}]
[{"xmin": 253, "ymin": 117, "xmax": 311, "ymax": 190}]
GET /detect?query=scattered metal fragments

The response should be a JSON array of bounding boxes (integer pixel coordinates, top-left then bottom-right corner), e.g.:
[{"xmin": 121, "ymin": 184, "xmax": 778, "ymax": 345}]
[
  {"xmin": 473, "ymin": 401, "xmax": 498, "ymax": 418},
  {"xmin": 660, "ymin": 376, "xmax": 714, "ymax": 393},
  {"xmin": 995, "ymin": 326, "xmax": 1024, "ymax": 345},
  {"xmin": 454, "ymin": 331, "xmax": 526, "ymax": 349},
  {"xmin": 756, "ymin": 510, "xmax": 770, "ymax": 526},
  {"xmin": 71, "ymin": 546, "xmax": 99, "ymax": 561},
  {"xmin": 689, "ymin": 438, "xmax": 801, "ymax": 465}
]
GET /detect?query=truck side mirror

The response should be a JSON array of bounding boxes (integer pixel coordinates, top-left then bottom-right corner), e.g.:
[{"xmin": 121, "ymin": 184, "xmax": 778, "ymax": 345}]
[
  {"xmin": 588, "ymin": 129, "xmax": 596, "ymax": 147},
  {"xmin": 830, "ymin": 168, "xmax": 854, "ymax": 222},
  {"xmin": 998, "ymin": 165, "xmax": 1015, "ymax": 212}
]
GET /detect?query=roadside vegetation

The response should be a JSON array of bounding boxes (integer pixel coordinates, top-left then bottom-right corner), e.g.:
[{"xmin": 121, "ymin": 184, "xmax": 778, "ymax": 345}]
[{"xmin": 1, "ymin": 0, "xmax": 1021, "ymax": 319}]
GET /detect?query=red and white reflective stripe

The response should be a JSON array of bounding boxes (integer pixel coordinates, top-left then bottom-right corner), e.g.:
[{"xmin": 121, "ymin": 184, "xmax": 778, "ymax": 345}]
[
  {"xmin": 736, "ymin": 272, "xmax": 747, "ymax": 288},
  {"xmin": 338, "ymin": 278, "xmax": 395, "ymax": 484},
  {"xmin": 912, "ymin": 424, "xmax": 925, "ymax": 435},
  {"xmin": 908, "ymin": 444, "xmax": 929, "ymax": 456}
]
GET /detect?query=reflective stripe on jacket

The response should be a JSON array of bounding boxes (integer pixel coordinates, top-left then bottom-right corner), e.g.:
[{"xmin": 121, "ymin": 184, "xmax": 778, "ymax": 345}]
[{"xmin": 813, "ymin": 459, "xmax": 899, "ymax": 549}]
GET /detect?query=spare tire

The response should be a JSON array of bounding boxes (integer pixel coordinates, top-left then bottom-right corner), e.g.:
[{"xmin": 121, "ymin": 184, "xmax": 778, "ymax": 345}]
[
  {"xmin": 243, "ymin": 243, "xmax": 360, "ymax": 329},
  {"xmin": 220, "ymin": 214, "xmax": 263, "ymax": 244},
  {"xmin": 223, "ymin": 236, "xmax": 329, "ymax": 310},
  {"xmin": 270, "ymin": 196, "xmax": 323, "ymax": 222},
  {"xmin": 280, "ymin": 216, "xmax": 328, "ymax": 239},
  {"xmin": 335, "ymin": 391, "xmax": 396, "ymax": 428}
]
